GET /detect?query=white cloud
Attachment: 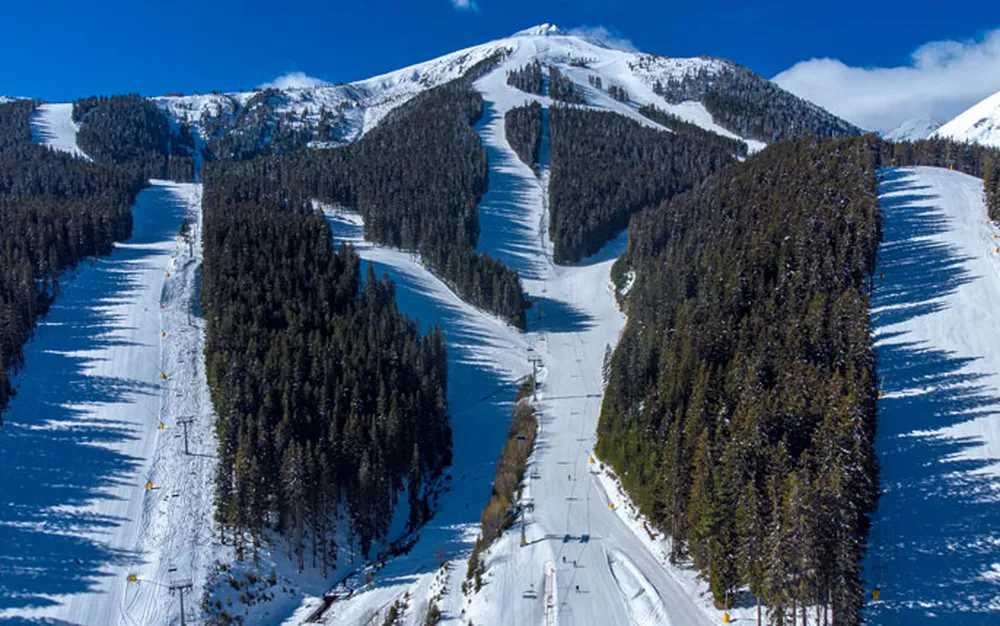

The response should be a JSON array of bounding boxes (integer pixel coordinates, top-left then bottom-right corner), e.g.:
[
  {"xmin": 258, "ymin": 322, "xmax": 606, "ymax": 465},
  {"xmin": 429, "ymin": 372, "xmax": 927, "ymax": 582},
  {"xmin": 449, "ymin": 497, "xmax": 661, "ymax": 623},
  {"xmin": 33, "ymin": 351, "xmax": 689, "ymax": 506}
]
[
  {"xmin": 567, "ymin": 25, "xmax": 636, "ymax": 52},
  {"xmin": 773, "ymin": 28, "xmax": 1000, "ymax": 133},
  {"xmin": 259, "ymin": 71, "xmax": 328, "ymax": 90},
  {"xmin": 451, "ymin": 0, "xmax": 479, "ymax": 11}
]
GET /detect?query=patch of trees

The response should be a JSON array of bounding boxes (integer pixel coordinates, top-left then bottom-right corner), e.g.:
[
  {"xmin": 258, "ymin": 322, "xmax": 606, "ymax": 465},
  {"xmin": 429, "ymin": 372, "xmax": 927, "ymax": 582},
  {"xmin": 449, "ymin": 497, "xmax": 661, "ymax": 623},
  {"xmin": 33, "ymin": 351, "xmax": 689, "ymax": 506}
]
[
  {"xmin": 654, "ymin": 62, "xmax": 860, "ymax": 143},
  {"xmin": 548, "ymin": 67, "xmax": 584, "ymax": 104},
  {"xmin": 875, "ymin": 137, "xmax": 1000, "ymax": 220},
  {"xmin": 607, "ymin": 84, "xmax": 629, "ymax": 103},
  {"xmin": 478, "ymin": 379, "xmax": 537, "ymax": 545},
  {"xmin": 506, "ymin": 60, "xmax": 543, "ymax": 95},
  {"xmin": 548, "ymin": 106, "xmax": 735, "ymax": 263},
  {"xmin": 74, "ymin": 94, "xmax": 195, "ymax": 181},
  {"xmin": 599, "ymin": 137, "xmax": 882, "ymax": 624},
  {"xmin": 0, "ymin": 99, "xmax": 37, "ymax": 151},
  {"xmin": 205, "ymin": 89, "xmax": 317, "ymax": 162},
  {"xmin": 638, "ymin": 104, "xmax": 748, "ymax": 158},
  {"xmin": 204, "ymin": 79, "xmax": 527, "ymax": 327},
  {"xmin": 202, "ymin": 166, "xmax": 451, "ymax": 568},
  {"xmin": 0, "ymin": 144, "xmax": 146, "ymax": 423},
  {"xmin": 504, "ymin": 102, "xmax": 543, "ymax": 173}
]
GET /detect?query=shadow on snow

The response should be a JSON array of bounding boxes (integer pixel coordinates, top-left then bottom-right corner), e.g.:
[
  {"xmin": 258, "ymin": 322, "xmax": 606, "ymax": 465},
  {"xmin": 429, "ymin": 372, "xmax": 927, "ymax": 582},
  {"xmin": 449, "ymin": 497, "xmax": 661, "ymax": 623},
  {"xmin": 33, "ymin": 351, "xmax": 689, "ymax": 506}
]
[
  {"xmin": 473, "ymin": 100, "xmax": 548, "ymax": 282},
  {"xmin": 0, "ymin": 184, "xmax": 187, "ymax": 616},
  {"xmin": 864, "ymin": 169, "xmax": 1000, "ymax": 624}
]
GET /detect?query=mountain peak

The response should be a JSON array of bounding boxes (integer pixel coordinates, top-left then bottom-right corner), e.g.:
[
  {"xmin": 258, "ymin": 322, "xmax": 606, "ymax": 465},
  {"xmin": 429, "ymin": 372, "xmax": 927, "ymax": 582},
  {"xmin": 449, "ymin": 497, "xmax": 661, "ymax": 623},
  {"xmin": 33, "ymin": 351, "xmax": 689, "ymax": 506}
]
[
  {"xmin": 935, "ymin": 90, "xmax": 1000, "ymax": 149},
  {"xmin": 512, "ymin": 24, "xmax": 562, "ymax": 37}
]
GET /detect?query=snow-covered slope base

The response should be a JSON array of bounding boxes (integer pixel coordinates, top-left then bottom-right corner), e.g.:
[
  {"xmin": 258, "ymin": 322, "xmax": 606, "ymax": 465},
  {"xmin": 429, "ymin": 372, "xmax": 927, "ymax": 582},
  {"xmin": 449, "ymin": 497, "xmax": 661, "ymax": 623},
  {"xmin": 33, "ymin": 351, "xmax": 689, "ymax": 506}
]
[
  {"xmin": 0, "ymin": 182, "xmax": 205, "ymax": 626},
  {"xmin": 866, "ymin": 167, "xmax": 1000, "ymax": 622},
  {"xmin": 29, "ymin": 102, "xmax": 89, "ymax": 159}
]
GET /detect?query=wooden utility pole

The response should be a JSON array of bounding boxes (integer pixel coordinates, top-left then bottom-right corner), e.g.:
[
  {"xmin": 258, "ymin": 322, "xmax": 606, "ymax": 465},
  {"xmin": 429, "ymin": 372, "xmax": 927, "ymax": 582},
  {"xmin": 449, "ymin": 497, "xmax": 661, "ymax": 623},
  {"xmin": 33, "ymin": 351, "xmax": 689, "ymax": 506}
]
[
  {"xmin": 169, "ymin": 579, "xmax": 193, "ymax": 626},
  {"xmin": 178, "ymin": 416, "xmax": 195, "ymax": 455}
]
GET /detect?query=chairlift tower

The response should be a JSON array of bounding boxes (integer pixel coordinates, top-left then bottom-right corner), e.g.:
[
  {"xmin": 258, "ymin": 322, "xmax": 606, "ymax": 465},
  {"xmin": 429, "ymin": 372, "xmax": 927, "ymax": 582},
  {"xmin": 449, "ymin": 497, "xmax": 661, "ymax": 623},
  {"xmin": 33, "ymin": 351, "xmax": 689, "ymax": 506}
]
[
  {"xmin": 169, "ymin": 579, "xmax": 194, "ymax": 626},
  {"xmin": 177, "ymin": 416, "xmax": 195, "ymax": 455}
]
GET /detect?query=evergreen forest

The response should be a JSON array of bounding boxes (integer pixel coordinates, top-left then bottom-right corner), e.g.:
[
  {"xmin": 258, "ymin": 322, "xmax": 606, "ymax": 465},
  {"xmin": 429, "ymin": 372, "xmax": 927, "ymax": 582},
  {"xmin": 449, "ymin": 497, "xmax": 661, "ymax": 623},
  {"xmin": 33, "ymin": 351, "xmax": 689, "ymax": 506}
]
[
  {"xmin": 548, "ymin": 105, "xmax": 734, "ymax": 263},
  {"xmin": 202, "ymin": 161, "xmax": 451, "ymax": 567},
  {"xmin": 0, "ymin": 101, "xmax": 148, "ymax": 423},
  {"xmin": 599, "ymin": 136, "xmax": 883, "ymax": 624}
]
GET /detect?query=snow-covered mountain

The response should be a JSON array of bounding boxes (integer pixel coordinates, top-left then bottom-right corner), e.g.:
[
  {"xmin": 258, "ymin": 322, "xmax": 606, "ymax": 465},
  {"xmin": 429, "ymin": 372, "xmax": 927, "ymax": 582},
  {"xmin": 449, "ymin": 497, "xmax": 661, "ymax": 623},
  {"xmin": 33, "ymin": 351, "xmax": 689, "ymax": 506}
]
[
  {"xmin": 0, "ymin": 24, "xmax": 867, "ymax": 626},
  {"xmin": 153, "ymin": 24, "xmax": 857, "ymax": 158},
  {"xmin": 884, "ymin": 116, "xmax": 942, "ymax": 141},
  {"xmin": 935, "ymin": 89, "xmax": 1000, "ymax": 148}
]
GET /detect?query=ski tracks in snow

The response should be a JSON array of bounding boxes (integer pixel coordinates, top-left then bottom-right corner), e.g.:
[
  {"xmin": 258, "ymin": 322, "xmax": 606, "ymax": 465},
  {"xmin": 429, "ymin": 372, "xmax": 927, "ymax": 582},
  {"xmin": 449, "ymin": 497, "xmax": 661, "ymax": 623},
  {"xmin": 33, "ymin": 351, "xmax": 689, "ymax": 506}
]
[{"xmin": 0, "ymin": 181, "xmax": 209, "ymax": 626}]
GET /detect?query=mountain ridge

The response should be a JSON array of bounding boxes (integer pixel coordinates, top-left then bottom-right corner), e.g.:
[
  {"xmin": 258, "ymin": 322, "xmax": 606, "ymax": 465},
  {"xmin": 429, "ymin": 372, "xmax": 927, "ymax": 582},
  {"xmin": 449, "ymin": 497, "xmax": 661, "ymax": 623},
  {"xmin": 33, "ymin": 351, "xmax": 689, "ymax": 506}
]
[{"xmin": 935, "ymin": 89, "xmax": 1000, "ymax": 148}]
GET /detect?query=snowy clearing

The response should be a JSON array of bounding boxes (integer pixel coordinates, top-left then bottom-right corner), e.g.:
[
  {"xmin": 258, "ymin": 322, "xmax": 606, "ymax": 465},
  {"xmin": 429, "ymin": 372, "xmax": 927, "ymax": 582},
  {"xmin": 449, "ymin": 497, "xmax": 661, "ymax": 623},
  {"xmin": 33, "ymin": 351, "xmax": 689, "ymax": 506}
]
[
  {"xmin": 0, "ymin": 181, "xmax": 204, "ymax": 626},
  {"xmin": 29, "ymin": 103, "xmax": 90, "ymax": 159},
  {"xmin": 866, "ymin": 167, "xmax": 1000, "ymax": 623}
]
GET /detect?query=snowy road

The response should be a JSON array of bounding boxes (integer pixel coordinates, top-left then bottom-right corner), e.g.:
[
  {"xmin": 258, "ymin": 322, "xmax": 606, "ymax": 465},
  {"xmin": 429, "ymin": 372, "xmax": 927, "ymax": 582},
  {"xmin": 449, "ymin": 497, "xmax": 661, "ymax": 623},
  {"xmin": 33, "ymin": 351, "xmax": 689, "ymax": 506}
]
[
  {"xmin": 0, "ymin": 182, "xmax": 203, "ymax": 626},
  {"xmin": 866, "ymin": 167, "xmax": 1000, "ymax": 623}
]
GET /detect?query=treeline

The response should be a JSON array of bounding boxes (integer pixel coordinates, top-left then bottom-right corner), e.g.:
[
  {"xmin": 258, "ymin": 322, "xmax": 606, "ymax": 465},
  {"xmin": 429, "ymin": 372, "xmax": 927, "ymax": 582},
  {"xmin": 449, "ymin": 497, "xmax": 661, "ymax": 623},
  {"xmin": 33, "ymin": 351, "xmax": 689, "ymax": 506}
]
[
  {"xmin": 206, "ymin": 79, "xmax": 527, "ymax": 327},
  {"xmin": 73, "ymin": 94, "xmax": 195, "ymax": 181},
  {"xmin": 549, "ymin": 67, "xmax": 585, "ymax": 104},
  {"xmin": 505, "ymin": 102, "xmax": 543, "ymax": 173},
  {"xmin": 0, "ymin": 141, "xmax": 146, "ymax": 422},
  {"xmin": 202, "ymin": 164, "xmax": 451, "ymax": 567},
  {"xmin": 0, "ymin": 99, "xmax": 37, "ymax": 151},
  {"xmin": 506, "ymin": 60, "xmax": 543, "ymax": 95},
  {"xmin": 599, "ymin": 137, "xmax": 881, "ymax": 624},
  {"xmin": 548, "ymin": 106, "xmax": 734, "ymax": 263},
  {"xmin": 654, "ymin": 62, "xmax": 860, "ymax": 143},
  {"xmin": 205, "ymin": 89, "xmax": 318, "ymax": 162},
  {"xmin": 638, "ymin": 104, "xmax": 748, "ymax": 158},
  {"xmin": 875, "ymin": 137, "xmax": 1000, "ymax": 220}
]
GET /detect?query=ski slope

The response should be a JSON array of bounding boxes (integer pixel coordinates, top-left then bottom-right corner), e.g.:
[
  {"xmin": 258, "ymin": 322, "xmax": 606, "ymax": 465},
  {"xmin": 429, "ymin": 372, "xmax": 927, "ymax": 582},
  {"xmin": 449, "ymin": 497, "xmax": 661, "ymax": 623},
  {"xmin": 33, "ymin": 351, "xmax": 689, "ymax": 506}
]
[
  {"xmin": 0, "ymin": 181, "xmax": 205, "ymax": 626},
  {"xmin": 866, "ymin": 167, "xmax": 1000, "ymax": 623},
  {"xmin": 29, "ymin": 102, "xmax": 90, "ymax": 159},
  {"xmin": 303, "ymin": 47, "xmax": 717, "ymax": 626}
]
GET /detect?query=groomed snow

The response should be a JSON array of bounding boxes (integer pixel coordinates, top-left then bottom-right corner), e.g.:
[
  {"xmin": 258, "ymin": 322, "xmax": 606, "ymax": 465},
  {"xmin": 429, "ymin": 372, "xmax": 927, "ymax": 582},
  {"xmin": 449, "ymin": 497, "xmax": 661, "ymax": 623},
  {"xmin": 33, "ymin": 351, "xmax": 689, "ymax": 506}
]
[
  {"xmin": 29, "ymin": 103, "xmax": 90, "ymax": 159},
  {"xmin": 865, "ymin": 167, "xmax": 1000, "ymax": 622},
  {"xmin": 0, "ymin": 181, "xmax": 204, "ymax": 626}
]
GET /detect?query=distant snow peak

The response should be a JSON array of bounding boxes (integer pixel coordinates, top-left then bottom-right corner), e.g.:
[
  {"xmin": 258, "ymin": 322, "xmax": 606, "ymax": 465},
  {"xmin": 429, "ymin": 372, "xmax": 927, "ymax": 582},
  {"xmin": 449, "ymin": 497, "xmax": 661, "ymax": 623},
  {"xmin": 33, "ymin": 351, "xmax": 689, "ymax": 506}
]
[
  {"xmin": 259, "ymin": 71, "xmax": 328, "ymax": 90},
  {"xmin": 513, "ymin": 23, "xmax": 562, "ymax": 37},
  {"xmin": 884, "ymin": 117, "xmax": 942, "ymax": 142},
  {"xmin": 935, "ymin": 89, "xmax": 1000, "ymax": 148}
]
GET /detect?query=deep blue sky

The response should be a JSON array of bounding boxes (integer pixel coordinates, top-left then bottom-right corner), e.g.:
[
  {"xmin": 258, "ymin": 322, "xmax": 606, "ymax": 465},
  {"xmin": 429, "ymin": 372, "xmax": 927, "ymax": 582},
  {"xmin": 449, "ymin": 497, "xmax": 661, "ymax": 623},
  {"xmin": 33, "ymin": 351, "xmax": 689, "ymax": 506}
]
[{"xmin": 2, "ymin": 0, "xmax": 996, "ymax": 101}]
